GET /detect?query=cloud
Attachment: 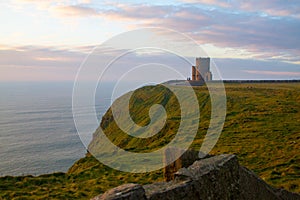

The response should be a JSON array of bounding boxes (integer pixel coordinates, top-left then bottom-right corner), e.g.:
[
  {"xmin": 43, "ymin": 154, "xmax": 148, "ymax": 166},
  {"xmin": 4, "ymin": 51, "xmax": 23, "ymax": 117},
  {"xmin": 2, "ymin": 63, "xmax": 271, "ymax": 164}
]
[
  {"xmin": 0, "ymin": 45, "xmax": 86, "ymax": 67},
  {"xmin": 10, "ymin": 0, "xmax": 97, "ymax": 17},
  {"xmin": 239, "ymin": 0, "xmax": 300, "ymax": 18},
  {"xmin": 182, "ymin": 0, "xmax": 231, "ymax": 8},
  {"xmin": 0, "ymin": 44, "xmax": 190, "ymax": 81},
  {"xmin": 5, "ymin": 1, "xmax": 300, "ymax": 64},
  {"xmin": 180, "ymin": 0, "xmax": 300, "ymax": 18},
  {"xmin": 0, "ymin": 44, "xmax": 299, "ymax": 81},
  {"xmin": 86, "ymin": 3, "xmax": 300, "ymax": 63},
  {"xmin": 214, "ymin": 58, "xmax": 300, "ymax": 80},
  {"xmin": 243, "ymin": 70, "xmax": 300, "ymax": 76},
  {"xmin": 50, "ymin": 5, "xmax": 98, "ymax": 17},
  {"xmin": 0, "ymin": 45, "xmax": 89, "ymax": 81}
]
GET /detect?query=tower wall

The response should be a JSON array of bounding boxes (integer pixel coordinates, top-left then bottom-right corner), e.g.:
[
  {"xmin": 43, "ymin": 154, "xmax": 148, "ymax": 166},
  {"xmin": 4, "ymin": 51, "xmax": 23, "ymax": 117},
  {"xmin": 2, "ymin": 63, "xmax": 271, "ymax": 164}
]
[
  {"xmin": 196, "ymin": 57, "xmax": 211, "ymax": 82},
  {"xmin": 198, "ymin": 58, "xmax": 210, "ymax": 76},
  {"xmin": 196, "ymin": 67, "xmax": 200, "ymax": 81},
  {"xmin": 192, "ymin": 66, "xmax": 196, "ymax": 81}
]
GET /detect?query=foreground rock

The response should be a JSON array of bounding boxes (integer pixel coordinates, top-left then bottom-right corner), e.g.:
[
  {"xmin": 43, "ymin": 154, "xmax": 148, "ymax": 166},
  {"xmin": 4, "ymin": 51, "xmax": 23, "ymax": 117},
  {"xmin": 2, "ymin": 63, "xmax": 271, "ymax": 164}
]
[
  {"xmin": 91, "ymin": 183, "xmax": 146, "ymax": 200},
  {"xmin": 92, "ymin": 154, "xmax": 300, "ymax": 200}
]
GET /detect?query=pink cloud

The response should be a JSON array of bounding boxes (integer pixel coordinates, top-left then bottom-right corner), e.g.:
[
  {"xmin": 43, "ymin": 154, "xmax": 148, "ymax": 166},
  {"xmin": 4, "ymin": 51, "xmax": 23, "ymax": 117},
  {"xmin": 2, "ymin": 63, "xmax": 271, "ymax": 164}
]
[{"xmin": 51, "ymin": 5, "xmax": 98, "ymax": 17}]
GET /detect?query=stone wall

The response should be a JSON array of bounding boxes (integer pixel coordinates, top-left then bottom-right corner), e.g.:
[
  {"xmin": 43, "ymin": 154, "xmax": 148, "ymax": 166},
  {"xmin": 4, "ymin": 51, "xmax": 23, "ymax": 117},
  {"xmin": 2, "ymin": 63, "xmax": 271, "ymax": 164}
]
[
  {"xmin": 91, "ymin": 154, "xmax": 300, "ymax": 200},
  {"xmin": 163, "ymin": 148, "xmax": 200, "ymax": 181}
]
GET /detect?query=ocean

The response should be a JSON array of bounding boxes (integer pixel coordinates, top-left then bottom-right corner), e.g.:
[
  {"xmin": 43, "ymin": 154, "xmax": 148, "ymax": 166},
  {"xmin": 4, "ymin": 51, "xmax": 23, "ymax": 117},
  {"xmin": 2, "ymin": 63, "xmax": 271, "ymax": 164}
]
[{"xmin": 0, "ymin": 82, "xmax": 114, "ymax": 176}]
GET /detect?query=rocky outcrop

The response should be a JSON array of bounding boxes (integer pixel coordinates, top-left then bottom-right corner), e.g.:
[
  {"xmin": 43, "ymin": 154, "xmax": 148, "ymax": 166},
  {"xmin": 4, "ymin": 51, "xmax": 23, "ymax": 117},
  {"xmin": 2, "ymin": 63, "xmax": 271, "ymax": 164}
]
[{"xmin": 91, "ymin": 154, "xmax": 300, "ymax": 200}]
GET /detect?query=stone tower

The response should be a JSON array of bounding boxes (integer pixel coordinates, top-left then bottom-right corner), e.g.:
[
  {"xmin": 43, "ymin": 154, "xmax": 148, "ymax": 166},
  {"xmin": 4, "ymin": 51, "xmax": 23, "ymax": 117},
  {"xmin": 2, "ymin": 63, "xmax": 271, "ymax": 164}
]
[{"xmin": 191, "ymin": 57, "xmax": 212, "ymax": 82}]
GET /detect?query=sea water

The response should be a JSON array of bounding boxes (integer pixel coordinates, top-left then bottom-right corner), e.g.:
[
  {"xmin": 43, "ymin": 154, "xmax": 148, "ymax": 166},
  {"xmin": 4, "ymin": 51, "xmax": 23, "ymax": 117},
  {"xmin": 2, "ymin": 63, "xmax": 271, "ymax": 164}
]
[{"xmin": 0, "ymin": 82, "xmax": 114, "ymax": 176}]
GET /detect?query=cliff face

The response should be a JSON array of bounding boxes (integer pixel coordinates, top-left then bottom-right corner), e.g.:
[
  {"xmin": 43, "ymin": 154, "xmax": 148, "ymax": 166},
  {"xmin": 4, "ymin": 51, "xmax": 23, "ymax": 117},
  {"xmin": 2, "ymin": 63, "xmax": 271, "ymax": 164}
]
[{"xmin": 91, "ymin": 154, "xmax": 300, "ymax": 200}]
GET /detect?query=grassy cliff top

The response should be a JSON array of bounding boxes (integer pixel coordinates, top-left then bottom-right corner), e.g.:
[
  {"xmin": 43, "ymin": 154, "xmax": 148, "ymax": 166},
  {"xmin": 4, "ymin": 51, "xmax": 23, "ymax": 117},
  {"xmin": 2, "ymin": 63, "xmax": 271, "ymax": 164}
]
[{"xmin": 1, "ymin": 82, "xmax": 299, "ymax": 199}]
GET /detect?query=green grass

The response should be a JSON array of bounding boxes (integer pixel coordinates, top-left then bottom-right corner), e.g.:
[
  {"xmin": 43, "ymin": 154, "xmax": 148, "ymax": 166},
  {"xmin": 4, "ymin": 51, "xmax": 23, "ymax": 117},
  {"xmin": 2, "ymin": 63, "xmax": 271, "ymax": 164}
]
[
  {"xmin": 0, "ymin": 82, "xmax": 299, "ymax": 199},
  {"xmin": 208, "ymin": 83, "xmax": 300, "ymax": 192},
  {"xmin": 0, "ymin": 154, "xmax": 163, "ymax": 199}
]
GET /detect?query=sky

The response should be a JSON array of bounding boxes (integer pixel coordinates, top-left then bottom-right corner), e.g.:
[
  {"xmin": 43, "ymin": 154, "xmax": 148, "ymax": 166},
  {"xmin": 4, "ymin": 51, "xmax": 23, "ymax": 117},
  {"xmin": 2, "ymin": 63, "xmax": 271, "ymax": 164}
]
[{"xmin": 0, "ymin": 0, "xmax": 300, "ymax": 81}]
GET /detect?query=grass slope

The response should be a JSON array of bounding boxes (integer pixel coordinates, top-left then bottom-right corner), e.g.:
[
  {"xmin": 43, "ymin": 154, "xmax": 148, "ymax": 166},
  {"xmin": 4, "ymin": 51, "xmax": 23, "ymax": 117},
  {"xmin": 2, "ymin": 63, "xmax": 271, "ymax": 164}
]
[{"xmin": 0, "ymin": 83, "xmax": 299, "ymax": 199}]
